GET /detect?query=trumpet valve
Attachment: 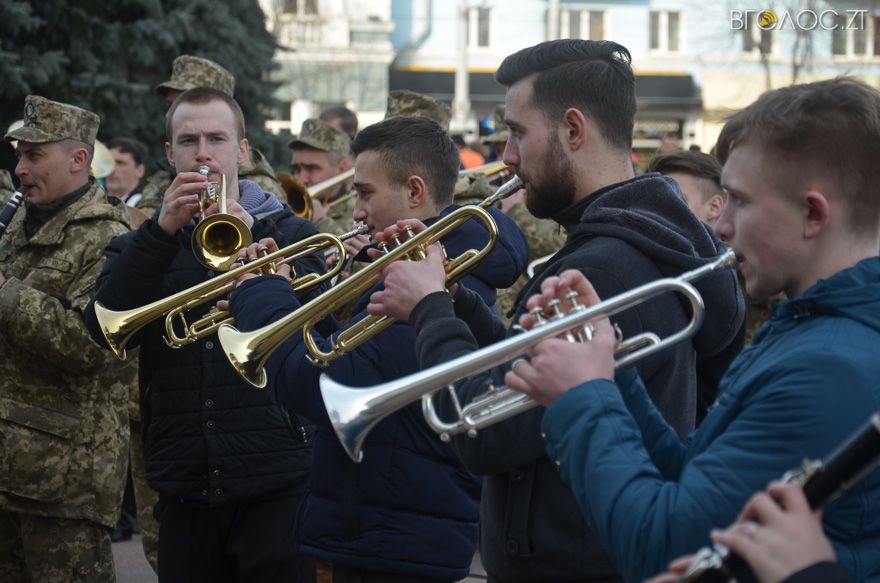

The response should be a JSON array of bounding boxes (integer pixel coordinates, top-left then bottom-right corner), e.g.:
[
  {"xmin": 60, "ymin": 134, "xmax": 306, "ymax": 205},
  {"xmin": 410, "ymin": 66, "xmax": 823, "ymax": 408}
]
[{"xmin": 529, "ymin": 306, "xmax": 547, "ymax": 325}]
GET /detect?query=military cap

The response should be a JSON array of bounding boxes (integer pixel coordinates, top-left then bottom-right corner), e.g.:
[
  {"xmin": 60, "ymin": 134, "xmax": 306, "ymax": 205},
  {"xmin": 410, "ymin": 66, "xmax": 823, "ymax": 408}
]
[
  {"xmin": 483, "ymin": 105, "xmax": 510, "ymax": 144},
  {"xmin": 155, "ymin": 55, "xmax": 235, "ymax": 97},
  {"xmin": 288, "ymin": 118, "xmax": 351, "ymax": 158},
  {"xmin": 5, "ymin": 95, "xmax": 100, "ymax": 146},
  {"xmin": 384, "ymin": 90, "xmax": 451, "ymax": 132}
]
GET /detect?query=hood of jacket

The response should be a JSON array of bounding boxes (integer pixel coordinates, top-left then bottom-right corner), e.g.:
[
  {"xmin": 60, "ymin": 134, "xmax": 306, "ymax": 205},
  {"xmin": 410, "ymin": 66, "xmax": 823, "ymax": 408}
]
[{"xmin": 556, "ymin": 173, "xmax": 745, "ymax": 357}]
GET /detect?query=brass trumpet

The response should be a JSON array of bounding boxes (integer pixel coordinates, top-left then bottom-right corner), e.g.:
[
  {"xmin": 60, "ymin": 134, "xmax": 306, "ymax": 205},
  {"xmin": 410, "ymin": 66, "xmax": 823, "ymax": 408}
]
[
  {"xmin": 217, "ymin": 175, "xmax": 525, "ymax": 389},
  {"xmin": 94, "ymin": 225, "xmax": 367, "ymax": 359},
  {"xmin": 192, "ymin": 166, "xmax": 253, "ymax": 271},
  {"xmin": 285, "ymin": 162, "xmax": 511, "ymax": 221},
  {"xmin": 282, "ymin": 169, "xmax": 355, "ymax": 220},
  {"xmin": 320, "ymin": 250, "xmax": 737, "ymax": 462}
]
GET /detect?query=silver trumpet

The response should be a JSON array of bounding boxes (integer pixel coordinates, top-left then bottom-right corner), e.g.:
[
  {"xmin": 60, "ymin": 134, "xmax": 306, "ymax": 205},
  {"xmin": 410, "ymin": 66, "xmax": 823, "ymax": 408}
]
[{"xmin": 320, "ymin": 249, "xmax": 737, "ymax": 462}]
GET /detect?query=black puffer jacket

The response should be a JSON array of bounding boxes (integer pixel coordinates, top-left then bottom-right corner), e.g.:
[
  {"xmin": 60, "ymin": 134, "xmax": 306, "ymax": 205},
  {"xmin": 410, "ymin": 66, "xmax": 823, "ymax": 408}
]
[{"xmin": 84, "ymin": 201, "xmax": 325, "ymax": 505}]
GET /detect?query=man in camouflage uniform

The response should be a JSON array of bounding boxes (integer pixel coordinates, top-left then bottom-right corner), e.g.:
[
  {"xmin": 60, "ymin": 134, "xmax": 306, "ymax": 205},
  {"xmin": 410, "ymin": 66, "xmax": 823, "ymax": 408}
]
[
  {"xmin": 137, "ymin": 55, "xmax": 286, "ymax": 213},
  {"xmin": 0, "ymin": 96, "xmax": 133, "ymax": 583},
  {"xmin": 289, "ymin": 117, "xmax": 354, "ymax": 235}
]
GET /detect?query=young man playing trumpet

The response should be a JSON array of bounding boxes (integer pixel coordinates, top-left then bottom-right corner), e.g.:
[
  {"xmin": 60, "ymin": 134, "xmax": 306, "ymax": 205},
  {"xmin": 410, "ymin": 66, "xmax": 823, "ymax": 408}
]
[
  {"xmin": 505, "ymin": 77, "xmax": 880, "ymax": 581},
  {"xmin": 227, "ymin": 116, "xmax": 528, "ymax": 581},
  {"xmin": 366, "ymin": 39, "xmax": 745, "ymax": 583},
  {"xmin": 83, "ymin": 88, "xmax": 324, "ymax": 583}
]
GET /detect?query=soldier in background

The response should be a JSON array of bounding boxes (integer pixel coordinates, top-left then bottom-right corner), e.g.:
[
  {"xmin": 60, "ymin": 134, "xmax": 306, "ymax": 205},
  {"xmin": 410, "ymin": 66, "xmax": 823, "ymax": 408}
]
[
  {"xmin": 138, "ymin": 55, "xmax": 286, "ymax": 213},
  {"xmin": 319, "ymin": 104, "xmax": 358, "ymax": 139},
  {"xmin": 0, "ymin": 96, "xmax": 134, "ymax": 583},
  {"xmin": 288, "ymin": 118, "xmax": 354, "ymax": 234}
]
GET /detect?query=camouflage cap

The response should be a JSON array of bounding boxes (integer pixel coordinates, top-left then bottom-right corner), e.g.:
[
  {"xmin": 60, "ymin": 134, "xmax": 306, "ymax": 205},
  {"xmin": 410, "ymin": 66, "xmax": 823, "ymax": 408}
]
[
  {"xmin": 155, "ymin": 55, "xmax": 235, "ymax": 97},
  {"xmin": 288, "ymin": 118, "xmax": 351, "ymax": 158},
  {"xmin": 5, "ymin": 95, "xmax": 100, "ymax": 146},
  {"xmin": 483, "ymin": 105, "xmax": 510, "ymax": 144},
  {"xmin": 384, "ymin": 90, "xmax": 451, "ymax": 131}
]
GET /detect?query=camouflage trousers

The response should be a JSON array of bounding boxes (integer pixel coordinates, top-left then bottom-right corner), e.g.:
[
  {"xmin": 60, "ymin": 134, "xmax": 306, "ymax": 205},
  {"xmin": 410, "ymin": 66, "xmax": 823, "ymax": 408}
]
[
  {"xmin": 0, "ymin": 510, "xmax": 115, "ymax": 583},
  {"xmin": 130, "ymin": 420, "xmax": 160, "ymax": 573}
]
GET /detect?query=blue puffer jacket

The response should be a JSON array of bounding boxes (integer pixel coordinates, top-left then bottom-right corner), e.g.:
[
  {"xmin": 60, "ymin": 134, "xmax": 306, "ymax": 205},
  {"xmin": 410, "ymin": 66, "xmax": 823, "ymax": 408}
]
[
  {"xmin": 231, "ymin": 204, "xmax": 528, "ymax": 580},
  {"xmin": 542, "ymin": 257, "xmax": 880, "ymax": 582}
]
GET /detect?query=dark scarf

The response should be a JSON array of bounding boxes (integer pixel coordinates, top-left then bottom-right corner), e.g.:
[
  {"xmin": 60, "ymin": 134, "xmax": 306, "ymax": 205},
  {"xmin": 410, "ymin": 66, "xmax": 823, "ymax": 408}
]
[{"xmin": 25, "ymin": 178, "xmax": 93, "ymax": 238}]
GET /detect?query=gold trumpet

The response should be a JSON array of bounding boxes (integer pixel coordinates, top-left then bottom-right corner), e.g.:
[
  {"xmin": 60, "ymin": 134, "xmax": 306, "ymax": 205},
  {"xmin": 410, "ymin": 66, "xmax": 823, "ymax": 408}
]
[
  {"xmin": 192, "ymin": 166, "xmax": 253, "ymax": 271},
  {"xmin": 94, "ymin": 225, "xmax": 368, "ymax": 359},
  {"xmin": 281, "ymin": 169, "xmax": 355, "ymax": 220},
  {"xmin": 217, "ymin": 175, "xmax": 525, "ymax": 389},
  {"xmin": 285, "ymin": 162, "xmax": 511, "ymax": 221},
  {"xmin": 320, "ymin": 250, "xmax": 737, "ymax": 462}
]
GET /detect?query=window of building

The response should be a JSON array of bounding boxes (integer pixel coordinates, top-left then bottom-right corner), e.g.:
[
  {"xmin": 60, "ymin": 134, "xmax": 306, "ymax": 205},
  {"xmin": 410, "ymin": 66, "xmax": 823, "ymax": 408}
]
[
  {"xmin": 561, "ymin": 9, "xmax": 605, "ymax": 40},
  {"xmin": 742, "ymin": 25, "xmax": 773, "ymax": 55},
  {"xmin": 832, "ymin": 12, "xmax": 878, "ymax": 58},
  {"xmin": 282, "ymin": 0, "xmax": 318, "ymax": 16},
  {"xmin": 650, "ymin": 10, "xmax": 681, "ymax": 53},
  {"xmin": 466, "ymin": 6, "xmax": 492, "ymax": 48}
]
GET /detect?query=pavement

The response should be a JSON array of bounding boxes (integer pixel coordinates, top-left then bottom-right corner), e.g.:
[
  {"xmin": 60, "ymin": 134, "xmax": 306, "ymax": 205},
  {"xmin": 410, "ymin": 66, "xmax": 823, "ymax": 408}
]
[{"xmin": 113, "ymin": 536, "xmax": 487, "ymax": 582}]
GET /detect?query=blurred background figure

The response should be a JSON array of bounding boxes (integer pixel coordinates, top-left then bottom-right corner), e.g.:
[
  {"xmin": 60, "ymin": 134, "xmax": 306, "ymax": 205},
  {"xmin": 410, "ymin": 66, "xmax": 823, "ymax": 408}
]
[
  {"xmin": 649, "ymin": 151, "xmax": 726, "ymax": 225},
  {"xmin": 319, "ymin": 105, "xmax": 359, "ymax": 140},
  {"xmin": 106, "ymin": 137, "xmax": 147, "ymax": 207}
]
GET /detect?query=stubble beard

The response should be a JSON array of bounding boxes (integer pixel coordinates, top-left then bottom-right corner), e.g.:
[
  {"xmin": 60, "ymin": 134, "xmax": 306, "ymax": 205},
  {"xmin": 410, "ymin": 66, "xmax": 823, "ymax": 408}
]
[{"xmin": 522, "ymin": 136, "xmax": 578, "ymax": 219}]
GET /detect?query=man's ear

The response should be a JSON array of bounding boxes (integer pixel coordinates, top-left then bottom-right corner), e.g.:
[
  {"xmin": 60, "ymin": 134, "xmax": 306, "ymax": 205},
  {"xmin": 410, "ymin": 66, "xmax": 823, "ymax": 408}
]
[
  {"xmin": 68, "ymin": 145, "xmax": 90, "ymax": 173},
  {"xmin": 405, "ymin": 175, "xmax": 429, "ymax": 209},
  {"xmin": 706, "ymin": 194, "xmax": 725, "ymax": 223},
  {"xmin": 237, "ymin": 137, "xmax": 249, "ymax": 166},
  {"xmin": 135, "ymin": 164, "xmax": 146, "ymax": 180},
  {"xmin": 165, "ymin": 142, "xmax": 174, "ymax": 169},
  {"xmin": 803, "ymin": 190, "xmax": 831, "ymax": 240},
  {"xmin": 562, "ymin": 107, "xmax": 588, "ymax": 151}
]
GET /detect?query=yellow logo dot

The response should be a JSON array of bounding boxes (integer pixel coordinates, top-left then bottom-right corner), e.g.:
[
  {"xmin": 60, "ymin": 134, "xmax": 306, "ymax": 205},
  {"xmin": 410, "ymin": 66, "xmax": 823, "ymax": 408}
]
[{"xmin": 758, "ymin": 9, "xmax": 778, "ymax": 29}]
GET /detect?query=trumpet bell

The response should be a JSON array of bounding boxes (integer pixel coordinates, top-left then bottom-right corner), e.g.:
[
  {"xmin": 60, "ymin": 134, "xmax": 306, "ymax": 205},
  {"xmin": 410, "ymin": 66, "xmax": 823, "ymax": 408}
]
[
  {"xmin": 191, "ymin": 174, "xmax": 254, "ymax": 271},
  {"xmin": 192, "ymin": 213, "xmax": 253, "ymax": 271}
]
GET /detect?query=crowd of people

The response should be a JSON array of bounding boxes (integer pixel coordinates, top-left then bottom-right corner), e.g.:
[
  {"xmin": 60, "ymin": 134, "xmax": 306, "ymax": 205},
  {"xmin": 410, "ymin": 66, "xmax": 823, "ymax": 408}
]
[{"xmin": 0, "ymin": 37, "xmax": 878, "ymax": 583}]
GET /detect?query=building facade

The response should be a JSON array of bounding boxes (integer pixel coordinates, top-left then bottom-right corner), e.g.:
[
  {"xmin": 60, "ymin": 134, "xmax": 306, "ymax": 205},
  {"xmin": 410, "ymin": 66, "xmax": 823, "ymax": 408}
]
[{"xmin": 261, "ymin": 0, "xmax": 880, "ymax": 153}]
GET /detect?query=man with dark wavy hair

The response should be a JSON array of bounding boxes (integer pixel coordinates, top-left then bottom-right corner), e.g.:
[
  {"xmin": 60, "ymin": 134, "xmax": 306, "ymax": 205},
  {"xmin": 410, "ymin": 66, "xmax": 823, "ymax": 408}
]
[{"xmin": 368, "ymin": 39, "xmax": 745, "ymax": 582}]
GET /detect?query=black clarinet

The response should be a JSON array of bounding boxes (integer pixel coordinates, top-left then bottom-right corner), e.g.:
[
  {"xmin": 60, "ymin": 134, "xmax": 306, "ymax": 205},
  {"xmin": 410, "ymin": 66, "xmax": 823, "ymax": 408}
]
[
  {"xmin": 0, "ymin": 190, "xmax": 25, "ymax": 239},
  {"xmin": 682, "ymin": 413, "xmax": 880, "ymax": 582}
]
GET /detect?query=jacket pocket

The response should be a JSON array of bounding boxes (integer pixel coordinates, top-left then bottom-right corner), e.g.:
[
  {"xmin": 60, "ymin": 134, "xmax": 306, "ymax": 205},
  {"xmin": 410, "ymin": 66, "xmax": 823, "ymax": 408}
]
[{"xmin": 0, "ymin": 397, "xmax": 80, "ymax": 503}]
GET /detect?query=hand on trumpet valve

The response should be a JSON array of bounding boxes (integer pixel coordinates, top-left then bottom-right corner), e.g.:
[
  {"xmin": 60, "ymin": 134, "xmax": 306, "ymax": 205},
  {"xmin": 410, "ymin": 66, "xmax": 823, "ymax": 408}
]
[
  {"xmin": 158, "ymin": 171, "xmax": 210, "ymax": 236},
  {"xmin": 504, "ymin": 270, "xmax": 616, "ymax": 407},
  {"xmin": 366, "ymin": 219, "xmax": 426, "ymax": 259},
  {"xmin": 342, "ymin": 223, "xmax": 371, "ymax": 258},
  {"xmin": 215, "ymin": 238, "xmax": 286, "ymax": 312},
  {"xmin": 367, "ymin": 241, "xmax": 448, "ymax": 322}
]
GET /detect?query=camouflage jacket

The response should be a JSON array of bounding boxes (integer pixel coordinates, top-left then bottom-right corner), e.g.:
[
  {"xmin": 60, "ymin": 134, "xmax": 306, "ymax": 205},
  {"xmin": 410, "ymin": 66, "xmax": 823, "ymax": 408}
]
[
  {"xmin": 0, "ymin": 183, "xmax": 135, "ymax": 528},
  {"xmin": 136, "ymin": 147, "xmax": 286, "ymax": 213},
  {"xmin": 315, "ymin": 188, "xmax": 356, "ymax": 237},
  {"xmin": 0, "ymin": 169, "xmax": 13, "ymax": 205}
]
